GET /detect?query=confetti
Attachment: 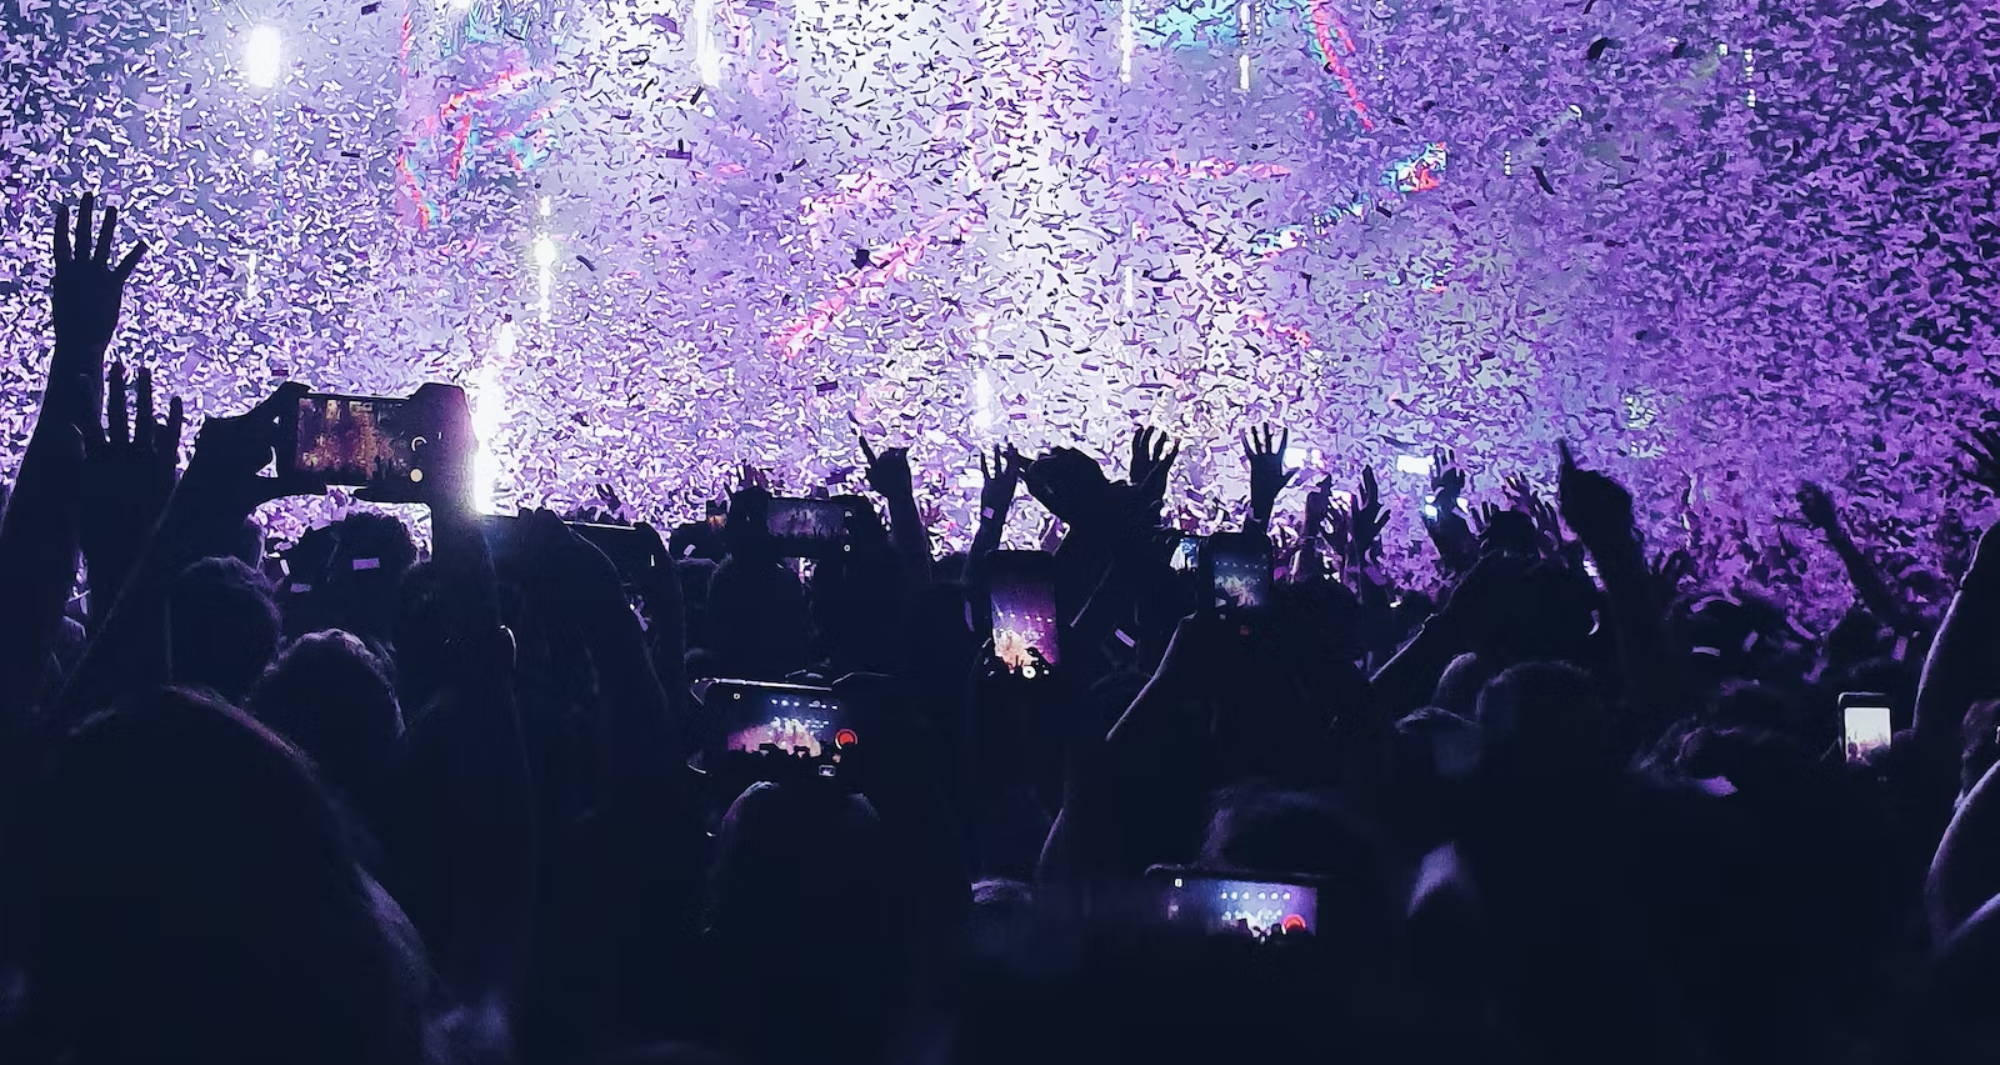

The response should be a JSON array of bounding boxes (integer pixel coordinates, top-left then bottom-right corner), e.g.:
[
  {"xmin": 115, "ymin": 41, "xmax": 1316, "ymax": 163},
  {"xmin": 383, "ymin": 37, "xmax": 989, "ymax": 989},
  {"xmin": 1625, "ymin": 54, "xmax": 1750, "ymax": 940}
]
[{"xmin": 0, "ymin": 0, "xmax": 1991, "ymax": 619}]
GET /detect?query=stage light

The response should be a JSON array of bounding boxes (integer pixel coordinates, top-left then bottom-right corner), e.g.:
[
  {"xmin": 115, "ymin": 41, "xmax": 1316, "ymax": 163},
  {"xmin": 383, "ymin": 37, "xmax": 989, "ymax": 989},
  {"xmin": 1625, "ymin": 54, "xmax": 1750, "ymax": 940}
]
[
  {"xmin": 532, "ymin": 235, "xmax": 558, "ymax": 268},
  {"xmin": 471, "ymin": 321, "xmax": 517, "ymax": 512},
  {"xmin": 693, "ymin": 0, "xmax": 722, "ymax": 86},
  {"xmin": 251, "ymin": 148, "xmax": 271, "ymax": 167},
  {"xmin": 244, "ymin": 26, "xmax": 283, "ymax": 88},
  {"xmin": 972, "ymin": 368, "xmax": 996, "ymax": 430},
  {"xmin": 1396, "ymin": 454, "xmax": 1430, "ymax": 475},
  {"xmin": 1119, "ymin": 0, "xmax": 1135, "ymax": 82}
]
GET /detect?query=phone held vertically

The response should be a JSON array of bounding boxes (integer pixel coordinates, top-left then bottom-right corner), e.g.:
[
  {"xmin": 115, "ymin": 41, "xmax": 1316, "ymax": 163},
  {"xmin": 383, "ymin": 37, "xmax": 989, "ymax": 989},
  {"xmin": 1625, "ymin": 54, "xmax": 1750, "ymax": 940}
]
[
  {"xmin": 1203, "ymin": 531, "xmax": 1272, "ymax": 613},
  {"xmin": 989, "ymin": 549, "xmax": 1060, "ymax": 679},
  {"xmin": 1838, "ymin": 692, "xmax": 1894, "ymax": 763}
]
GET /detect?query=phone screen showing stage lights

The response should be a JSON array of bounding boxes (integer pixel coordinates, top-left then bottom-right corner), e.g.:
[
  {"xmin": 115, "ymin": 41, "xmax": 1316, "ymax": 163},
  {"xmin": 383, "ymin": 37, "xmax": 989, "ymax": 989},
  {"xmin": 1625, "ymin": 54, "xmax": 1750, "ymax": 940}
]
[
  {"xmin": 718, "ymin": 683, "xmax": 855, "ymax": 760},
  {"xmin": 765, "ymin": 498, "xmax": 849, "ymax": 556},
  {"xmin": 1163, "ymin": 875, "xmax": 1317, "ymax": 938},
  {"xmin": 293, "ymin": 393, "xmax": 428, "ymax": 487},
  {"xmin": 990, "ymin": 550, "xmax": 1060, "ymax": 678},
  {"xmin": 1206, "ymin": 533, "xmax": 1271, "ymax": 611}
]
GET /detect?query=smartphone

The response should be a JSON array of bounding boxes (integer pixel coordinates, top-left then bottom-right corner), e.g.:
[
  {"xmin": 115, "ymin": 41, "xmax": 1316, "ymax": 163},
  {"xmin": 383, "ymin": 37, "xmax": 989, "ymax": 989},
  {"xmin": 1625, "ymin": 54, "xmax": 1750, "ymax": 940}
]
[
  {"xmin": 990, "ymin": 549, "xmax": 1060, "ymax": 678},
  {"xmin": 1839, "ymin": 692, "xmax": 1894, "ymax": 763},
  {"xmin": 1147, "ymin": 866, "xmax": 1319, "ymax": 939},
  {"xmin": 477, "ymin": 515, "xmax": 656, "ymax": 581},
  {"xmin": 705, "ymin": 679, "xmax": 856, "ymax": 763},
  {"xmin": 1203, "ymin": 532, "xmax": 1271, "ymax": 612},
  {"xmin": 570, "ymin": 521, "xmax": 658, "ymax": 577},
  {"xmin": 1169, "ymin": 534, "xmax": 1202, "ymax": 573},
  {"xmin": 277, "ymin": 392, "xmax": 438, "ymax": 488},
  {"xmin": 764, "ymin": 497, "xmax": 851, "ymax": 558}
]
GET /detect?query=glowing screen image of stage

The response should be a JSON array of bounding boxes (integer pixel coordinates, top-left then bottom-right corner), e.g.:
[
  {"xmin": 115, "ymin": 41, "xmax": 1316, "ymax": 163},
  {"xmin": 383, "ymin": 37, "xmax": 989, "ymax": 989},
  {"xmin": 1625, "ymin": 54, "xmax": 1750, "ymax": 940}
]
[{"xmin": 1164, "ymin": 875, "xmax": 1318, "ymax": 938}]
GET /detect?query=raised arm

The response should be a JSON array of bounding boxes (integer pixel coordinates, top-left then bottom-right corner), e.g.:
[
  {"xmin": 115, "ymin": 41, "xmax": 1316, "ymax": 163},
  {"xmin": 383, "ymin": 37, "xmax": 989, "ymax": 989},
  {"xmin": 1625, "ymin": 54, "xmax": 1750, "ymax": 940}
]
[
  {"xmin": 1915, "ymin": 433, "xmax": 2000, "ymax": 754},
  {"xmin": 963, "ymin": 443, "xmax": 1022, "ymax": 582},
  {"xmin": 0, "ymin": 196, "xmax": 148, "ymax": 717},
  {"xmin": 1558, "ymin": 441, "xmax": 1676, "ymax": 727},
  {"xmin": 56, "ymin": 382, "xmax": 322, "ymax": 722},
  {"xmin": 1798, "ymin": 481, "xmax": 1912, "ymax": 630},
  {"xmin": 1421, "ymin": 447, "xmax": 1479, "ymax": 575},
  {"xmin": 859, "ymin": 430, "xmax": 933, "ymax": 588},
  {"xmin": 1242, "ymin": 422, "xmax": 1295, "ymax": 536}
]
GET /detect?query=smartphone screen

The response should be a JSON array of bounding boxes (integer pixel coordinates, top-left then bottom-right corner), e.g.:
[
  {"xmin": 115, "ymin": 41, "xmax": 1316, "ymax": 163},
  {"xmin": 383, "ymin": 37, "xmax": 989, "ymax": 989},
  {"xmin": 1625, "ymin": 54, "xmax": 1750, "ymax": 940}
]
[
  {"xmin": 1205, "ymin": 532, "xmax": 1271, "ymax": 611},
  {"xmin": 990, "ymin": 550, "xmax": 1060, "ymax": 678},
  {"xmin": 712, "ymin": 681, "xmax": 856, "ymax": 761},
  {"xmin": 1158, "ymin": 872, "xmax": 1318, "ymax": 938},
  {"xmin": 764, "ymin": 497, "xmax": 850, "ymax": 557},
  {"xmin": 1841, "ymin": 697, "xmax": 1893, "ymax": 762},
  {"xmin": 287, "ymin": 393, "xmax": 432, "ymax": 487},
  {"xmin": 1169, "ymin": 534, "xmax": 1202, "ymax": 573}
]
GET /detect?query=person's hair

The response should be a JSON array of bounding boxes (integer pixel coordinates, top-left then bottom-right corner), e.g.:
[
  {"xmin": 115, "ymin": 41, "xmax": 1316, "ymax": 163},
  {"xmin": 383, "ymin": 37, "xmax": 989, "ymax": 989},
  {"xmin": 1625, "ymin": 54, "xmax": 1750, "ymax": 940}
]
[
  {"xmin": 1474, "ymin": 660, "xmax": 1609, "ymax": 772},
  {"xmin": 19, "ymin": 686, "xmax": 430, "ymax": 1065},
  {"xmin": 248, "ymin": 629, "xmax": 403, "ymax": 814},
  {"xmin": 702, "ymin": 558, "xmax": 810, "ymax": 679},
  {"xmin": 168, "ymin": 556, "xmax": 282, "ymax": 701}
]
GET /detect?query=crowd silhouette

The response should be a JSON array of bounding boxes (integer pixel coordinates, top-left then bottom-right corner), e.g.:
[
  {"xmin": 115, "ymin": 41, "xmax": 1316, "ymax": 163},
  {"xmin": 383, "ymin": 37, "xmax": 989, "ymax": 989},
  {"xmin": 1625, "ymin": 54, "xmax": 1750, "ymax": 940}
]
[{"xmin": 4, "ymin": 195, "xmax": 2000, "ymax": 1065}]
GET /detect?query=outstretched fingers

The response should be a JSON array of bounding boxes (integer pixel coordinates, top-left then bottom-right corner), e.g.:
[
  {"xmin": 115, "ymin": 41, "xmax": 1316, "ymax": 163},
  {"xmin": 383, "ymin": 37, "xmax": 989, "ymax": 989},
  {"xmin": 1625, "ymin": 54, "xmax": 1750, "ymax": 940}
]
[
  {"xmin": 73, "ymin": 192, "xmax": 95, "ymax": 264},
  {"xmin": 134, "ymin": 367, "xmax": 156, "ymax": 450},
  {"xmin": 105, "ymin": 361, "xmax": 130, "ymax": 447}
]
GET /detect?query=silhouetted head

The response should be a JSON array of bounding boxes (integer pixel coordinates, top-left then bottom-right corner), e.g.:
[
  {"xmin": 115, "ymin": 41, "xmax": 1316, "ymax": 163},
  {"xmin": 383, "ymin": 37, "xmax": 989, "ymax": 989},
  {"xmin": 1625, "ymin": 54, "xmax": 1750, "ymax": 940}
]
[
  {"xmin": 1475, "ymin": 661, "xmax": 1610, "ymax": 774},
  {"xmin": 168, "ymin": 556, "xmax": 281, "ymax": 701},
  {"xmin": 703, "ymin": 558, "xmax": 810, "ymax": 679},
  {"xmin": 21, "ymin": 686, "xmax": 429, "ymax": 1065},
  {"xmin": 249, "ymin": 629, "xmax": 403, "ymax": 810}
]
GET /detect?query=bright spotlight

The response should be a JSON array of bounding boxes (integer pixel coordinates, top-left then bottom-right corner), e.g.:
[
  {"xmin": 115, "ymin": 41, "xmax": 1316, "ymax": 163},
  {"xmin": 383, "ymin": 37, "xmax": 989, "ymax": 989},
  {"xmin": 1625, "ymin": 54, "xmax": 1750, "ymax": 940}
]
[{"xmin": 244, "ymin": 26, "xmax": 283, "ymax": 88}]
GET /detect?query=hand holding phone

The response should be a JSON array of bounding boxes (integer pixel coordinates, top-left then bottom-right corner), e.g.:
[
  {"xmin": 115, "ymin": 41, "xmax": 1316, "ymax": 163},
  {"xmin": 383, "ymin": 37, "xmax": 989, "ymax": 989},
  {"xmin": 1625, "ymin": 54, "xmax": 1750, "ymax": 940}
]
[{"xmin": 276, "ymin": 384, "xmax": 472, "ymax": 507}]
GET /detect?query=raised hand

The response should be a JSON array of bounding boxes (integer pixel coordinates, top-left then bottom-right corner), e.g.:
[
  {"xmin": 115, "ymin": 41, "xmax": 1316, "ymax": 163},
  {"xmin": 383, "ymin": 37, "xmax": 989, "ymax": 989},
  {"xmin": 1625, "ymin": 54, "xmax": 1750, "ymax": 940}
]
[
  {"xmin": 1422, "ymin": 448, "xmax": 1478, "ymax": 573},
  {"xmin": 1129, "ymin": 427, "xmax": 1179, "ymax": 505},
  {"xmin": 177, "ymin": 382, "xmax": 324, "ymax": 521},
  {"xmin": 978, "ymin": 443, "xmax": 1022, "ymax": 524},
  {"xmin": 79, "ymin": 363, "xmax": 184, "ymax": 605},
  {"xmin": 1243, "ymin": 423, "xmax": 1296, "ymax": 524},
  {"xmin": 858, "ymin": 431, "xmax": 914, "ymax": 505},
  {"xmin": 84, "ymin": 362, "xmax": 183, "ymax": 506},
  {"xmin": 1023, "ymin": 447, "xmax": 1114, "ymax": 528},
  {"xmin": 1796, "ymin": 481, "xmax": 1839, "ymax": 532},
  {"xmin": 1345, "ymin": 466, "xmax": 1389, "ymax": 566},
  {"xmin": 1648, "ymin": 548, "xmax": 1695, "ymax": 608},
  {"xmin": 1958, "ymin": 423, "xmax": 2000, "ymax": 495},
  {"xmin": 1303, "ymin": 475, "xmax": 1334, "ymax": 539},
  {"xmin": 1429, "ymin": 446, "xmax": 1468, "ymax": 510},
  {"xmin": 1504, "ymin": 473, "xmax": 1564, "ymax": 555},
  {"xmin": 1557, "ymin": 440, "xmax": 1636, "ymax": 552},
  {"xmin": 48, "ymin": 194, "xmax": 149, "ymax": 430}
]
